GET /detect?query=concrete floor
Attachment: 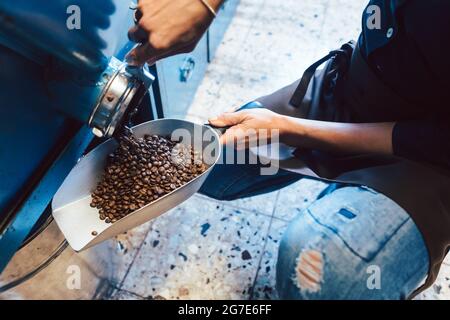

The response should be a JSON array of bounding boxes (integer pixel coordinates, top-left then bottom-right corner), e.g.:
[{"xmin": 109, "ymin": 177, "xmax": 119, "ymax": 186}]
[{"xmin": 110, "ymin": 0, "xmax": 450, "ymax": 300}]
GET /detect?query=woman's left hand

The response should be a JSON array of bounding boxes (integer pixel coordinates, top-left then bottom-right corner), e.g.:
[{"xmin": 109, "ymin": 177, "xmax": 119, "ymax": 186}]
[{"xmin": 208, "ymin": 109, "xmax": 285, "ymax": 148}]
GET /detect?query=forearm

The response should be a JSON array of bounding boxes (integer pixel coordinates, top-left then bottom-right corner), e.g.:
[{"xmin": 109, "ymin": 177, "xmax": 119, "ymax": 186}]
[{"xmin": 280, "ymin": 116, "xmax": 395, "ymax": 155}]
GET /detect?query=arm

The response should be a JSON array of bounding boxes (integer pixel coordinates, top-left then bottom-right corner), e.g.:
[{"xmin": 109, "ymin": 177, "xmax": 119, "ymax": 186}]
[
  {"xmin": 392, "ymin": 118, "xmax": 450, "ymax": 167},
  {"xmin": 210, "ymin": 109, "xmax": 450, "ymax": 168},
  {"xmin": 127, "ymin": 0, "xmax": 224, "ymax": 66},
  {"xmin": 209, "ymin": 109, "xmax": 395, "ymax": 155},
  {"xmin": 281, "ymin": 117, "xmax": 395, "ymax": 155}
]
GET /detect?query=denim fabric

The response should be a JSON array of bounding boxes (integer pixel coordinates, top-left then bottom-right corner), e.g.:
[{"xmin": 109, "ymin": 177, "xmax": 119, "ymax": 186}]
[{"xmin": 199, "ymin": 162, "xmax": 430, "ymax": 300}]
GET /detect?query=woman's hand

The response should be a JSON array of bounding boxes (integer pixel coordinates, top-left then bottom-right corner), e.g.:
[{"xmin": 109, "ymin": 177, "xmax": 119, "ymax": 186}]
[
  {"xmin": 209, "ymin": 108, "xmax": 395, "ymax": 155},
  {"xmin": 127, "ymin": 0, "xmax": 222, "ymax": 66},
  {"xmin": 208, "ymin": 109, "xmax": 286, "ymax": 148}
]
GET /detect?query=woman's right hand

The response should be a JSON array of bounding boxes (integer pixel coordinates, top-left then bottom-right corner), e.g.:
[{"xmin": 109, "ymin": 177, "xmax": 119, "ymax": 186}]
[
  {"xmin": 209, "ymin": 109, "xmax": 287, "ymax": 148},
  {"xmin": 127, "ymin": 0, "xmax": 222, "ymax": 66}
]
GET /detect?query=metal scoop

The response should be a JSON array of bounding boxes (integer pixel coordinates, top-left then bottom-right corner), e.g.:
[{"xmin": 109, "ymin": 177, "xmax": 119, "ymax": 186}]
[{"xmin": 52, "ymin": 119, "xmax": 221, "ymax": 251}]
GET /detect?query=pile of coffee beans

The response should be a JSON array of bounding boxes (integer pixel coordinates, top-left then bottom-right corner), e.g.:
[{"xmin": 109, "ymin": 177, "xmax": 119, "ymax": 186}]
[{"xmin": 90, "ymin": 133, "xmax": 207, "ymax": 223}]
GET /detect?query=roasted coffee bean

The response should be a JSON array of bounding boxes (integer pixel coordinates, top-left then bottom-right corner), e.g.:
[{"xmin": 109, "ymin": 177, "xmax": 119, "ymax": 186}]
[{"xmin": 90, "ymin": 133, "xmax": 206, "ymax": 224}]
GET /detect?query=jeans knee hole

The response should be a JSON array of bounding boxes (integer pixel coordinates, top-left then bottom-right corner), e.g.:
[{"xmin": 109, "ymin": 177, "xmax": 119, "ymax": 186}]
[{"xmin": 293, "ymin": 249, "xmax": 324, "ymax": 293}]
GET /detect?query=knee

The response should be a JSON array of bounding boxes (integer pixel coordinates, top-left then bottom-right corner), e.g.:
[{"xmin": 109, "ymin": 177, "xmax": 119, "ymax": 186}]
[
  {"xmin": 275, "ymin": 215, "xmax": 325, "ymax": 299},
  {"xmin": 197, "ymin": 164, "xmax": 232, "ymax": 201},
  {"xmin": 198, "ymin": 186, "xmax": 226, "ymax": 201},
  {"xmin": 287, "ymin": 248, "xmax": 325, "ymax": 295},
  {"xmin": 198, "ymin": 175, "xmax": 236, "ymax": 201},
  {"xmin": 275, "ymin": 213, "xmax": 360, "ymax": 300},
  {"xmin": 274, "ymin": 186, "xmax": 425, "ymax": 300}
]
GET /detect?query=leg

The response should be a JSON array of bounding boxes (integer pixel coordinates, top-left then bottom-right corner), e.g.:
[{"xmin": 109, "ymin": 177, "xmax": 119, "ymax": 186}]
[
  {"xmin": 199, "ymin": 159, "xmax": 303, "ymax": 201},
  {"xmin": 276, "ymin": 186, "xmax": 430, "ymax": 300}
]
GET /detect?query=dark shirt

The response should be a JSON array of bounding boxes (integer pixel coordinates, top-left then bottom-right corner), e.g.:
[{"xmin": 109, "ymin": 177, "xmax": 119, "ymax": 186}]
[{"xmin": 360, "ymin": 0, "xmax": 450, "ymax": 168}]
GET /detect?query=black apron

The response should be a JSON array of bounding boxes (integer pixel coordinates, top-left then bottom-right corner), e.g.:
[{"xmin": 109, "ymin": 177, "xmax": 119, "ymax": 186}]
[{"xmin": 255, "ymin": 39, "xmax": 450, "ymax": 297}]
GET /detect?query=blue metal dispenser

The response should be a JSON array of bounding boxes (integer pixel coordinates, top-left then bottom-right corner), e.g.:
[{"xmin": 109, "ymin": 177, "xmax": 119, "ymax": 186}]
[{"xmin": 0, "ymin": 0, "xmax": 154, "ymax": 272}]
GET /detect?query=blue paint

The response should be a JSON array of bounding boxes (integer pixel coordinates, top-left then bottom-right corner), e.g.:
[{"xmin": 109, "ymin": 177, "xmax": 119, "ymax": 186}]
[{"xmin": 200, "ymin": 223, "xmax": 211, "ymax": 236}]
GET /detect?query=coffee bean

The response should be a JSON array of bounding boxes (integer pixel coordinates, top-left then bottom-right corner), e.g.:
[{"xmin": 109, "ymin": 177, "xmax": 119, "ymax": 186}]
[{"xmin": 90, "ymin": 133, "xmax": 206, "ymax": 224}]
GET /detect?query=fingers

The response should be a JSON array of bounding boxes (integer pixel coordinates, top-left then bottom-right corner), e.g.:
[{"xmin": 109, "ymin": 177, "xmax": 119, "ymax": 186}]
[
  {"xmin": 219, "ymin": 125, "xmax": 263, "ymax": 150},
  {"xmin": 126, "ymin": 43, "xmax": 155, "ymax": 66},
  {"xmin": 126, "ymin": 0, "xmax": 214, "ymax": 65},
  {"xmin": 219, "ymin": 125, "xmax": 247, "ymax": 146},
  {"xmin": 128, "ymin": 25, "xmax": 148, "ymax": 43},
  {"xmin": 126, "ymin": 33, "xmax": 199, "ymax": 66},
  {"xmin": 208, "ymin": 112, "xmax": 252, "ymax": 147},
  {"xmin": 208, "ymin": 111, "xmax": 246, "ymax": 127}
]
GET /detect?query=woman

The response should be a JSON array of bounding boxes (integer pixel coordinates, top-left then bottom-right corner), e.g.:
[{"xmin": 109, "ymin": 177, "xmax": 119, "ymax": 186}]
[{"xmin": 129, "ymin": 0, "xmax": 450, "ymax": 299}]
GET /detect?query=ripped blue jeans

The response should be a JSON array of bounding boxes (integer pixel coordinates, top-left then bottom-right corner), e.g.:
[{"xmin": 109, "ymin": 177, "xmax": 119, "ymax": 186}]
[{"xmin": 199, "ymin": 162, "xmax": 430, "ymax": 300}]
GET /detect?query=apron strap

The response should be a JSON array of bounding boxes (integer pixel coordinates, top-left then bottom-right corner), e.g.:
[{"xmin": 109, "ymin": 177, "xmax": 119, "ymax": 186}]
[{"xmin": 289, "ymin": 42, "xmax": 355, "ymax": 108}]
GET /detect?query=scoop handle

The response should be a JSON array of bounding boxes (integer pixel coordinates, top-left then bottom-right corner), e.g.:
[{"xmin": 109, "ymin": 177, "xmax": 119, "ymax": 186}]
[
  {"xmin": 205, "ymin": 124, "xmax": 230, "ymax": 136},
  {"xmin": 204, "ymin": 101, "xmax": 264, "ymax": 135}
]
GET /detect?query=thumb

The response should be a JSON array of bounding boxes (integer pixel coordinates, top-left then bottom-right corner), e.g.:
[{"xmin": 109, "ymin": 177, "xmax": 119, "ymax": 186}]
[
  {"xmin": 208, "ymin": 112, "xmax": 245, "ymax": 127},
  {"xmin": 128, "ymin": 25, "xmax": 148, "ymax": 44},
  {"xmin": 126, "ymin": 43, "xmax": 155, "ymax": 66}
]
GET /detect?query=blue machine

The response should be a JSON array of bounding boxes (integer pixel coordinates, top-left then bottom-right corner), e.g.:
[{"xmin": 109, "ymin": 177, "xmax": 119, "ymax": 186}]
[{"xmin": 0, "ymin": 0, "xmax": 239, "ymax": 276}]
